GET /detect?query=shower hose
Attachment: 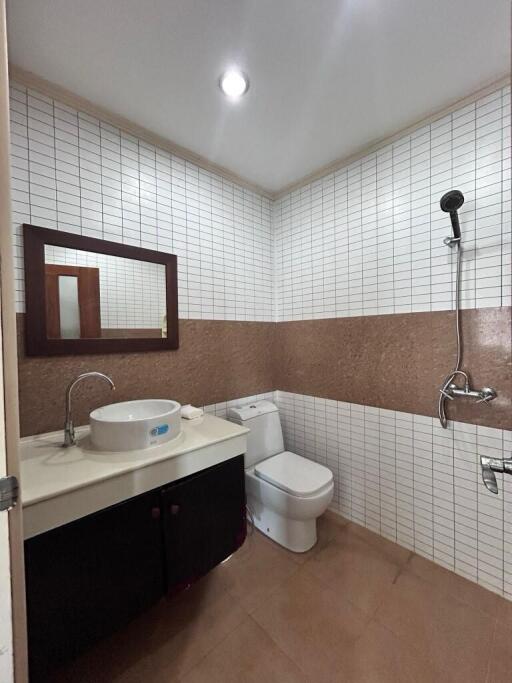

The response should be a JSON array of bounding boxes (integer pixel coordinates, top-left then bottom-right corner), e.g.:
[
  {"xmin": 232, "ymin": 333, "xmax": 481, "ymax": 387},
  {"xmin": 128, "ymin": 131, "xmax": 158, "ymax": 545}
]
[{"xmin": 438, "ymin": 241, "xmax": 463, "ymax": 428}]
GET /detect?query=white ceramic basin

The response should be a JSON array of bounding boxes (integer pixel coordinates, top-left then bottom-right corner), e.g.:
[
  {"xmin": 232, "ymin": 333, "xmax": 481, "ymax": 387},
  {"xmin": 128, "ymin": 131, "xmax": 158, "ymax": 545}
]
[{"xmin": 90, "ymin": 399, "xmax": 181, "ymax": 452}]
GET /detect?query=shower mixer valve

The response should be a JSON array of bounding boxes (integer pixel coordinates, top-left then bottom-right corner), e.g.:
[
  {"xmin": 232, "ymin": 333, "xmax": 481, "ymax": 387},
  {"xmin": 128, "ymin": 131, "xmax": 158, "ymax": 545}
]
[{"xmin": 439, "ymin": 372, "xmax": 497, "ymax": 405}]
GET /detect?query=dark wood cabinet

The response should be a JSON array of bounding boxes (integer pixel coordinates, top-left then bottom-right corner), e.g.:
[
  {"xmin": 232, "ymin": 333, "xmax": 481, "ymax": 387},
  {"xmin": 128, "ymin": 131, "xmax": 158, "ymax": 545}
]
[
  {"xmin": 162, "ymin": 455, "xmax": 246, "ymax": 591},
  {"xmin": 24, "ymin": 456, "xmax": 246, "ymax": 680},
  {"xmin": 25, "ymin": 488, "xmax": 164, "ymax": 680}
]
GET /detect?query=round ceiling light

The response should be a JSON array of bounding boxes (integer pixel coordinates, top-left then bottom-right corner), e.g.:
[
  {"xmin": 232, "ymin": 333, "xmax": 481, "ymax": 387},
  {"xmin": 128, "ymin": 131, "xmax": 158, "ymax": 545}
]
[{"xmin": 219, "ymin": 69, "xmax": 249, "ymax": 99}]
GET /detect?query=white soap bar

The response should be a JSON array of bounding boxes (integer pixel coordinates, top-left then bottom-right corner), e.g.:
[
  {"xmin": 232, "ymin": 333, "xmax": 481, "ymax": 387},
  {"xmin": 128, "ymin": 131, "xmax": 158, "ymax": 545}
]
[{"xmin": 181, "ymin": 404, "xmax": 204, "ymax": 420}]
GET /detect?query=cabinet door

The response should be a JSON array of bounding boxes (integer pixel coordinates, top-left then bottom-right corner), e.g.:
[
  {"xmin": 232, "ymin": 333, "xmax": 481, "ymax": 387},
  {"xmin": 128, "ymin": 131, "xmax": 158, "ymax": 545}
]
[
  {"xmin": 162, "ymin": 455, "xmax": 246, "ymax": 592},
  {"xmin": 25, "ymin": 489, "xmax": 164, "ymax": 680},
  {"xmin": 207, "ymin": 455, "xmax": 247, "ymax": 567}
]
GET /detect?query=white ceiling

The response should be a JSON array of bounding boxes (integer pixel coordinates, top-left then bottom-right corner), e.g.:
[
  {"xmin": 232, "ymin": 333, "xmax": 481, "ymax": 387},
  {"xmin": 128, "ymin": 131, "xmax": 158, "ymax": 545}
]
[{"xmin": 6, "ymin": 0, "xmax": 511, "ymax": 194}]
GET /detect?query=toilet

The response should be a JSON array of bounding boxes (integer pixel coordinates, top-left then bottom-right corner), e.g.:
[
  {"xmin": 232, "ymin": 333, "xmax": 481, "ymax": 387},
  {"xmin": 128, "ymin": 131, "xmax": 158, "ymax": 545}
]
[{"xmin": 228, "ymin": 400, "xmax": 333, "ymax": 553}]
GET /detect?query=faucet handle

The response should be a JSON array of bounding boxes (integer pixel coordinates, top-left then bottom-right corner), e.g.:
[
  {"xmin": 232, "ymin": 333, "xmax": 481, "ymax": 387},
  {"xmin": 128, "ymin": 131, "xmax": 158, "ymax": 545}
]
[
  {"xmin": 479, "ymin": 455, "xmax": 512, "ymax": 494},
  {"xmin": 480, "ymin": 456, "xmax": 500, "ymax": 494},
  {"xmin": 439, "ymin": 388, "xmax": 454, "ymax": 401},
  {"xmin": 476, "ymin": 387, "xmax": 497, "ymax": 405}
]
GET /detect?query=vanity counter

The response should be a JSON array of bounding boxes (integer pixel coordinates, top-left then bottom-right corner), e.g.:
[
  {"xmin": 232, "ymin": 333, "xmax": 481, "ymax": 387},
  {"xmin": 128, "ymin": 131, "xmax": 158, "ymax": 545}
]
[{"xmin": 21, "ymin": 414, "xmax": 249, "ymax": 538}]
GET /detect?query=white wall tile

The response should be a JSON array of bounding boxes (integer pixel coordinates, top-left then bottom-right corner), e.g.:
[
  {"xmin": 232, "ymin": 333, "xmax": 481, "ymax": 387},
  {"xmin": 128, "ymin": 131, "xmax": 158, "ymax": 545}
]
[
  {"xmin": 10, "ymin": 83, "xmax": 273, "ymax": 322},
  {"xmin": 273, "ymin": 85, "xmax": 511, "ymax": 321},
  {"xmin": 275, "ymin": 390, "xmax": 512, "ymax": 599}
]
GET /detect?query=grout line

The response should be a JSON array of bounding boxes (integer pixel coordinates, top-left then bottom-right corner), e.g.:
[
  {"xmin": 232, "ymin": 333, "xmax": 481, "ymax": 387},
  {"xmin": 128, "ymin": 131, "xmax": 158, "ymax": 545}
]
[
  {"xmin": 9, "ymin": 78, "xmax": 512, "ymax": 594},
  {"xmin": 272, "ymin": 390, "xmax": 511, "ymax": 599}
]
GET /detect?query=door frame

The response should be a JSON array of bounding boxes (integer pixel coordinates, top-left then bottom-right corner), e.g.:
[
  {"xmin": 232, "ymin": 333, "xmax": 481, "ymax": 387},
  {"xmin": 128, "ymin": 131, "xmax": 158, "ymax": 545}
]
[
  {"xmin": 0, "ymin": 0, "xmax": 28, "ymax": 680},
  {"xmin": 45, "ymin": 264, "xmax": 101, "ymax": 338}
]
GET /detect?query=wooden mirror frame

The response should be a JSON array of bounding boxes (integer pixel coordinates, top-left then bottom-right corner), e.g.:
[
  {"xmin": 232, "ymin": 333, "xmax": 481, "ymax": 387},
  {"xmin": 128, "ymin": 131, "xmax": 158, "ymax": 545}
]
[{"xmin": 23, "ymin": 224, "xmax": 179, "ymax": 356}]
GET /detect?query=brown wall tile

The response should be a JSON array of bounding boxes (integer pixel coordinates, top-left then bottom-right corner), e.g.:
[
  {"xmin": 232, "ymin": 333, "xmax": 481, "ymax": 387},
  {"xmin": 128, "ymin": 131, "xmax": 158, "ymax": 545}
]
[
  {"xmin": 273, "ymin": 308, "xmax": 512, "ymax": 431},
  {"xmin": 17, "ymin": 308, "xmax": 511, "ymax": 436},
  {"xmin": 17, "ymin": 315, "xmax": 275, "ymax": 436}
]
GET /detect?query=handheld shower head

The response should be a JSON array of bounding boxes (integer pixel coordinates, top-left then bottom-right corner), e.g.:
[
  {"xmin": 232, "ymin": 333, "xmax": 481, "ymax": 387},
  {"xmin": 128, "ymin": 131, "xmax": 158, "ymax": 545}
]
[
  {"xmin": 440, "ymin": 190, "xmax": 464, "ymax": 213},
  {"xmin": 440, "ymin": 190, "xmax": 464, "ymax": 241}
]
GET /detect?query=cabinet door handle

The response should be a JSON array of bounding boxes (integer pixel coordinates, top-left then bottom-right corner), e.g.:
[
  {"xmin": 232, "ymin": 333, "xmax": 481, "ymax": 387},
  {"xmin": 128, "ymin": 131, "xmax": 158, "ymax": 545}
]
[
  {"xmin": 151, "ymin": 507, "xmax": 161, "ymax": 520},
  {"xmin": 169, "ymin": 504, "xmax": 180, "ymax": 516}
]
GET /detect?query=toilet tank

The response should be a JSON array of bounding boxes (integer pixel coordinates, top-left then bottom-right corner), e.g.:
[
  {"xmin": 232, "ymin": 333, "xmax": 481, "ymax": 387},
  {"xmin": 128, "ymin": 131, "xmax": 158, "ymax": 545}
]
[{"xmin": 227, "ymin": 400, "xmax": 284, "ymax": 468}]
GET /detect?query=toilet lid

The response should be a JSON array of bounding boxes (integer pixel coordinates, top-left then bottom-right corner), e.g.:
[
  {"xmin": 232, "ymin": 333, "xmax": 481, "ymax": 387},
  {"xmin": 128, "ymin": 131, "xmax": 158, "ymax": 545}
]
[{"xmin": 254, "ymin": 451, "xmax": 333, "ymax": 497}]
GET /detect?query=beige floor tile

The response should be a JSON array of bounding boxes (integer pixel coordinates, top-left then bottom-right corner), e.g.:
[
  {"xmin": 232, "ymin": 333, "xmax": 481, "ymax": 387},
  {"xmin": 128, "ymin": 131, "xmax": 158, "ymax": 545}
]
[
  {"xmin": 322, "ymin": 508, "xmax": 350, "ymax": 528},
  {"xmin": 304, "ymin": 525, "xmax": 402, "ymax": 615},
  {"xmin": 215, "ymin": 529, "xmax": 300, "ymax": 613},
  {"xmin": 180, "ymin": 617, "xmax": 309, "ymax": 683},
  {"xmin": 345, "ymin": 523, "xmax": 412, "ymax": 566},
  {"xmin": 341, "ymin": 620, "xmax": 441, "ymax": 683},
  {"xmin": 375, "ymin": 571, "xmax": 496, "ymax": 683},
  {"xmin": 49, "ymin": 521, "xmax": 504, "ymax": 683},
  {"xmin": 486, "ymin": 622, "xmax": 512, "ymax": 683},
  {"xmin": 405, "ymin": 553, "xmax": 501, "ymax": 617},
  {"xmin": 148, "ymin": 588, "xmax": 248, "ymax": 680},
  {"xmin": 495, "ymin": 594, "xmax": 512, "ymax": 628},
  {"xmin": 252, "ymin": 567, "xmax": 369, "ymax": 683},
  {"xmin": 230, "ymin": 527, "xmax": 295, "ymax": 563}
]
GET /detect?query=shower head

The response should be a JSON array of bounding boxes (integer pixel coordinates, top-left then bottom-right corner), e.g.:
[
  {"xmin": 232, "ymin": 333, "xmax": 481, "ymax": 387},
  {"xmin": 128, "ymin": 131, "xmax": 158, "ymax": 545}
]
[
  {"xmin": 440, "ymin": 190, "xmax": 464, "ymax": 213},
  {"xmin": 440, "ymin": 190, "xmax": 464, "ymax": 242}
]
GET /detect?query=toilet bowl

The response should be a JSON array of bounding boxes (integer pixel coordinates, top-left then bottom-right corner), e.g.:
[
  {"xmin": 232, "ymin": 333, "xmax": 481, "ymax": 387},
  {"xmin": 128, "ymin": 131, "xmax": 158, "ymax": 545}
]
[{"xmin": 228, "ymin": 401, "xmax": 333, "ymax": 552}]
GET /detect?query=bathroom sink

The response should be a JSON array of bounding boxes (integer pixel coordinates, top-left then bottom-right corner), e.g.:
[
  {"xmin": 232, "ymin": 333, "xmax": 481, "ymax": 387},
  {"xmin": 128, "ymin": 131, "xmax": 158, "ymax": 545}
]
[{"xmin": 90, "ymin": 399, "xmax": 181, "ymax": 452}]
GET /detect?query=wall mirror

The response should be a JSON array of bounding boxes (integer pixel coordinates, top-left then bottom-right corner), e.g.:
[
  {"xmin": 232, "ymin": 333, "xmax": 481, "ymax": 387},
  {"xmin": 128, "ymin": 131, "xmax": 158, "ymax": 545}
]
[{"xmin": 23, "ymin": 224, "xmax": 178, "ymax": 355}]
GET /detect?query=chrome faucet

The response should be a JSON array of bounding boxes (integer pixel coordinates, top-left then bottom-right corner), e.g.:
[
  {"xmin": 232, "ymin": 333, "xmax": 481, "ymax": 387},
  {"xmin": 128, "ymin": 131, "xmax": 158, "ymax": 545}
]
[
  {"xmin": 63, "ymin": 372, "xmax": 115, "ymax": 447},
  {"xmin": 480, "ymin": 455, "xmax": 512, "ymax": 495},
  {"xmin": 439, "ymin": 370, "xmax": 496, "ymax": 406}
]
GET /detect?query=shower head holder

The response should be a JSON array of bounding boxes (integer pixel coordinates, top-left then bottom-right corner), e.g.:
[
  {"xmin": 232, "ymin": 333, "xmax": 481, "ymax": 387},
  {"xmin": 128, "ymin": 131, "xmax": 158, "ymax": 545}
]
[{"xmin": 443, "ymin": 235, "xmax": 461, "ymax": 248}]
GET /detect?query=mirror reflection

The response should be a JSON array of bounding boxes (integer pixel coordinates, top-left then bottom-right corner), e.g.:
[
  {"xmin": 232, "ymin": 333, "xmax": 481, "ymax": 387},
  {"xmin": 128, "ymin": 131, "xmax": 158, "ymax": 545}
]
[{"xmin": 44, "ymin": 246, "xmax": 167, "ymax": 339}]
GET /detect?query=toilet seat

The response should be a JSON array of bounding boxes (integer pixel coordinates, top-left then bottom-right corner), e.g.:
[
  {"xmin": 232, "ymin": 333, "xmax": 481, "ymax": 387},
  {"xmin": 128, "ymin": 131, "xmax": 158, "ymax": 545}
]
[{"xmin": 254, "ymin": 451, "xmax": 333, "ymax": 498}]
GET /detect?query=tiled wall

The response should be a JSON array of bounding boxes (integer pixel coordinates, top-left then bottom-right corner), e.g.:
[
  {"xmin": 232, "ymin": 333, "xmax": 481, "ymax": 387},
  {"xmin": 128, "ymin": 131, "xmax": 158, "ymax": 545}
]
[
  {"xmin": 9, "ymin": 83, "xmax": 273, "ymax": 321},
  {"xmin": 10, "ymin": 78, "xmax": 512, "ymax": 601},
  {"xmin": 273, "ymin": 85, "xmax": 511, "ymax": 320},
  {"xmin": 17, "ymin": 318, "xmax": 275, "ymax": 436},
  {"xmin": 204, "ymin": 388, "xmax": 512, "ymax": 599},
  {"xmin": 275, "ymin": 390, "xmax": 512, "ymax": 599},
  {"xmin": 45, "ymin": 245, "xmax": 166, "ymax": 329},
  {"xmin": 10, "ymin": 81, "xmax": 510, "ymax": 325},
  {"xmin": 273, "ymin": 308, "xmax": 512, "ymax": 431},
  {"xmin": 269, "ymin": 84, "xmax": 512, "ymax": 599}
]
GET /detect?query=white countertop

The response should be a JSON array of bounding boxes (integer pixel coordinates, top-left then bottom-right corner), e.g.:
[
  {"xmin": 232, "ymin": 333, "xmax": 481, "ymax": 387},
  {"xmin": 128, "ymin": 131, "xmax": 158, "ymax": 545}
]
[{"xmin": 21, "ymin": 415, "xmax": 249, "ymax": 539}]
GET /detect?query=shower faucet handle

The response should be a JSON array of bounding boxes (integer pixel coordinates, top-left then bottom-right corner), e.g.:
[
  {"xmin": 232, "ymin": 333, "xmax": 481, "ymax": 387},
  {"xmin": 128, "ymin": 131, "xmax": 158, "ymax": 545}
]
[
  {"xmin": 476, "ymin": 388, "xmax": 497, "ymax": 405},
  {"xmin": 480, "ymin": 455, "xmax": 512, "ymax": 494},
  {"xmin": 481, "ymin": 458, "xmax": 499, "ymax": 494}
]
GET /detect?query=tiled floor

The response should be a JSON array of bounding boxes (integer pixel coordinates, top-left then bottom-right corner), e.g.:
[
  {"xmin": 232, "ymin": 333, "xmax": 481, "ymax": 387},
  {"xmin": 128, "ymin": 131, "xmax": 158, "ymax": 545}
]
[{"xmin": 51, "ymin": 512, "xmax": 512, "ymax": 683}]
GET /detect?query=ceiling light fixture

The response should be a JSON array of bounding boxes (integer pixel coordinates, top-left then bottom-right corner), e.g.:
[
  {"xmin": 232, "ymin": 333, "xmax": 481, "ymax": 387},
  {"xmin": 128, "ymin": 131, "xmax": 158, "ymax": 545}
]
[{"xmin": 219, "ymin": 69, "xmax": 249, "ymax": 100}]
